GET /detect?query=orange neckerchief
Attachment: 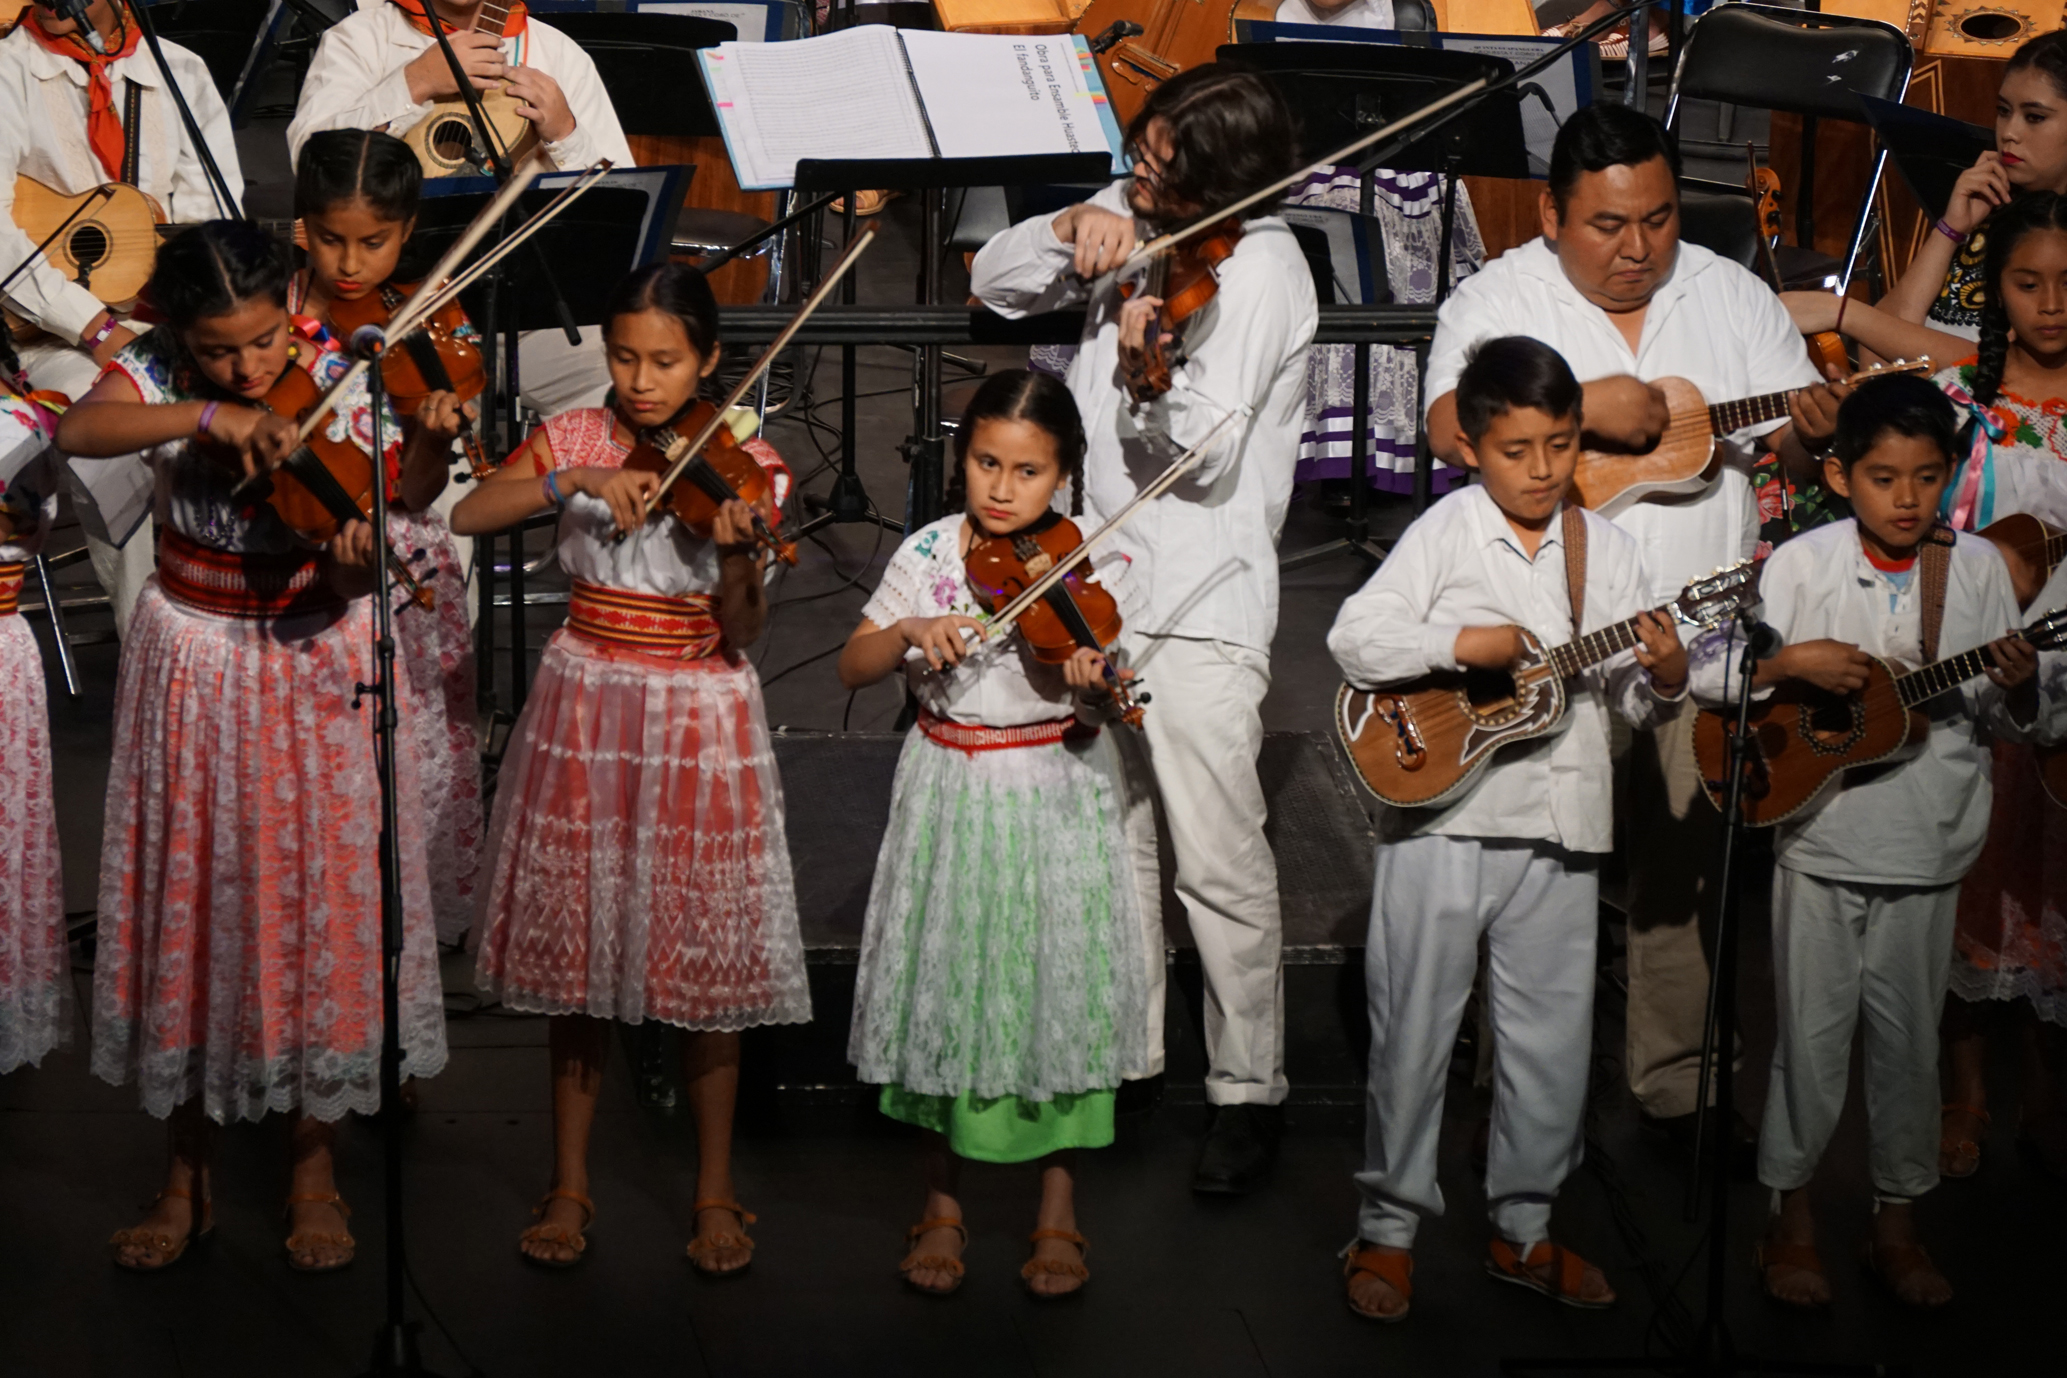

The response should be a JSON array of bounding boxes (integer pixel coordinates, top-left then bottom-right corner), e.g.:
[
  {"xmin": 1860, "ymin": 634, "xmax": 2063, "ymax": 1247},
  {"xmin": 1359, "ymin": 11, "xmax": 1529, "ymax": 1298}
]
[
  {"xmin": 389, "ymin": 0, "xmax": 528, "ymax": 39},
  {"xmin": 23, "ymin": 4, "xmax": 143, "ymax": 181}
]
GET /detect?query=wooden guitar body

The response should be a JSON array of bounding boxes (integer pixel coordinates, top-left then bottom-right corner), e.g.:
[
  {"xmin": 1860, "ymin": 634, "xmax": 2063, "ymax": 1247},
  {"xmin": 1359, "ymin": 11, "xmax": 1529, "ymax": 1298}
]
[
  {"xmin": 404, "ymin": 88, "xmax": 540, "ymax": 179},
  {"xmin": 0, "ymin": 1, "xmax": 28, "ymax": 38},
  {"xmin": 932, "ymin": 0, "xmax": 1088, "ymax": 36},
  {"xmin": 1068, "ymin": 0, "xmax": 1265, "ymax": 128},
  {"xmin": 1691, "ymin": 657, "xmax": 1925, "ymax": 826},
  {"xmin": 1569, "ymin": 376, "xmax": 1718, "ymax": 513},
  {"xmin": 1978, "ymin": 511, "xmax": 2064, "ymax": 609},
  {"xmin": 4, "ymin": 176, "xmax": 165, "ymax": 342},
  {"xmin": 1335, "ymin": 629, "xmax": 1567, "ymax": 808}
]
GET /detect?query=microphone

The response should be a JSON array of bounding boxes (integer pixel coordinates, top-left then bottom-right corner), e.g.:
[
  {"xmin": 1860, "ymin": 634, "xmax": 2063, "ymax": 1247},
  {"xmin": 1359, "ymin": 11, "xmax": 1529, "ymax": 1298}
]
[
  {"xmin": 50, "ymin": 0, "xmax": 107, "ymax": 54},
  {"xmin": 1736, "ymin": 609, "xmax": 1783, "ymax": 661},
  {"xmin": 349, "ymin": 323, "xmax": 388, "ymax": 360}
]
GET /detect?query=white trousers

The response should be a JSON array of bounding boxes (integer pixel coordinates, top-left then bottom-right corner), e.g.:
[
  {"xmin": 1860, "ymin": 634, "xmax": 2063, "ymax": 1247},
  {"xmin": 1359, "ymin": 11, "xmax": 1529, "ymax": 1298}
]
[
  {"xmin": 1356, "ymin": 834, "xmax": 1598, "ymax": 1250},
  {"xmin": 18, "ymin": 335, "xmax": 153, "ymax": 637},
  {"xmin": 1114, "ymin": 632, "xmax": 1285, "ymax": 1105},
  {"xmin": 1758, "ymin": 868, "xmax": 1958, "ymax": 1202}
]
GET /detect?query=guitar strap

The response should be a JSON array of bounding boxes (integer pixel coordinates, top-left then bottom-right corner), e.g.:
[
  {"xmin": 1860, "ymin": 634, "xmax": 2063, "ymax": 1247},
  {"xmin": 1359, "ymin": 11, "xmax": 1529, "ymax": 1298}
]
[
  {"xmin": 1562, "ymin": 504, "xmax": 1586, "ymax": 635},
  {"xmin": 120, "ymin": 80, "xmax": 142, "ymax": 187},
  {"xmin": 1918, "ymin": 522, "xmax": 1955, "ymax": 663}
]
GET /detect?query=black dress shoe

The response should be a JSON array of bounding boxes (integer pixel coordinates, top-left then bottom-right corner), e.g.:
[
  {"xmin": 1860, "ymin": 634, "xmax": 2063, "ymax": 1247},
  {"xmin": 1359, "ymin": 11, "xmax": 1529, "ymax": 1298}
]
[{"xmin": 1192, "ymin": 1104, "xmax": 1283, "ymax": 1195}]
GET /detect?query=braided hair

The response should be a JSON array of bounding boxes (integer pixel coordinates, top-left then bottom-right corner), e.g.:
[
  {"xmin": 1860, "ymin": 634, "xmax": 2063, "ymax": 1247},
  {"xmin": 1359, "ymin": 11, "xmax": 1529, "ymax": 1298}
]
[
  {"xmin": 146, "ymin": 219, "xmax": 293, "ymax": 330},
  {"xmin": 1967, "ymin": 191, "xmax": 2067, "ymax": 413},
  {"xmin": 948, "ymin": 369, "xmax": 1087, "ymax": 517}
]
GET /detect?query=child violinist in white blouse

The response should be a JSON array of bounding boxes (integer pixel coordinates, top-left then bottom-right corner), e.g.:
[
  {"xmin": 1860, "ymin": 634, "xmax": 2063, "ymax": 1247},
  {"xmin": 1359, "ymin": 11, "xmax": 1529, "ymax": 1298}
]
[{"xmin": 839, "ymin": 369, "xmax": 1149, "ymax": 1300}]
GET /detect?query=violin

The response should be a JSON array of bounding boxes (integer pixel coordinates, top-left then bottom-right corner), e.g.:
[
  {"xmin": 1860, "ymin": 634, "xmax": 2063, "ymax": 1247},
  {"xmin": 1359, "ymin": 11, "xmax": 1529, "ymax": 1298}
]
[
  {"xmin": 221, "ymin": 359, "xmax": 437, "ymax": 612},
  {"xmin": 327, "ymin": 281, "xmax": 494, "ymax": 479},
  {"xmin": 1745, "ymin": 147, "xmax": 1847, "ymax": 377},
  {"xmin": 622, "ymin": 398, "xmax": 798, "ymax": 565},
  {"xmin": 963, "ymin": 512, "xmax": 1147, "ymax": 729},
  {"xmin": 1120, "ymin": 217, "xmax": 1242, "ymax": 403}
]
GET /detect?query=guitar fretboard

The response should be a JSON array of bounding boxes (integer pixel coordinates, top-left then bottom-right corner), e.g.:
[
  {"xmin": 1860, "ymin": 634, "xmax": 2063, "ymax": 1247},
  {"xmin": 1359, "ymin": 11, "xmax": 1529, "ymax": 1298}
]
[
  {"xmin": 1545, "ymin": 609, "xmax": 1662, "ymax": 681},
  {"xmin": 477, "ymin": 1, "xmax": 514, "ymax": 36},
  {"xmin": 1895, "ymin": 645, "xmax": 1996, "ymax": 708},
  {"xmin": 1705, "ymin": 389, "xmax": 1795, "ymax": 437}
]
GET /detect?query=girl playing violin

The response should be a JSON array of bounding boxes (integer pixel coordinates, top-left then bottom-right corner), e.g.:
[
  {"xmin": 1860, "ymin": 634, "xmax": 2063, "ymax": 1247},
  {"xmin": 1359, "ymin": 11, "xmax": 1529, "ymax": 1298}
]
[
  {"xmin": 451, "ymin": 262, "xmax": 810, "ymax": 1274},
  {"xmin": 0, "ymin": 383, "xmax": 67, "ymax": 1079},
  {"xmin": 56, "ymin": 221, "xmax": 456, "ymax": 1273},
  {"xmin": 294, "ymin": 127, "xmax": 482, "ymax": 945},
  {"xmin": 838, "ymin": 368, "xmax": 1148, "ymax": 1299}
]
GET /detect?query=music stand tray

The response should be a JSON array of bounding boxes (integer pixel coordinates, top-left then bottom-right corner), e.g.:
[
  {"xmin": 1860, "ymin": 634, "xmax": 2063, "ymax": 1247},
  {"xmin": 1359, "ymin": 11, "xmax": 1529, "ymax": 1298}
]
[{"xmin": 1858, "ymin": 93, "xmax": 1993, "ymax": 225}]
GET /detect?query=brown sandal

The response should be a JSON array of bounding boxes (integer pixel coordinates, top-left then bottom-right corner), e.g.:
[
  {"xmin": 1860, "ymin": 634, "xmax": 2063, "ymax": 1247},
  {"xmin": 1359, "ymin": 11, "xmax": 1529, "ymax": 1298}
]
[
  {"xmin": 109, "ymin": 1186, "xmax": 213, "ymax": 1271},
  {"xmin": 518, "ymin": 1188, "xmax": 594, "ymax": 1269},
  {"xmin": 284, "ymin": 1192, "xmax": 356, "ymax": 1273},
  {"xmin": 685, "ymin": 1198, "xmax": 757, "ymax": 1276},
  {"xmin": 1343, "ymin": 1243, "xmax": 1414, "ymax": 1322},
  {"xmin": 1859, "ymin": 1240, "xmax": 1953, "ymax": 1309},
  {"xmin": 1020, "ymin": 1228, "xmax": 1089, "ymax": 1298},
  {"xmin": 898, "ymin": 1216, "xmax": 968, "ymax": 1296},
  {"xmin": 1486, "ymin": 1238, "xmax": 1616, "ymax": 1309},
  {"xmin": 1754, "ymin": 1236, "xmax": 1830, "ymax": 1308},
  {"xmin": 1938, "ymin": 1102, "xmax": 1990, "ymax": 1179}
]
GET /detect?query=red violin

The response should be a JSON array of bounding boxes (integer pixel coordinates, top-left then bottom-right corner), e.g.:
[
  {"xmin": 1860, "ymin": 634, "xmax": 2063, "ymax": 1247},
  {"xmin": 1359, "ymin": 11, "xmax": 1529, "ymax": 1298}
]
[
  {"xmin": 328, "ymin": 280, "xmax": 494, "ymax": 479},
  {"xmin": 1120, "ymin": 218, "xmax": 1242, "ymax": 402},
  {"xmin": 963, "ymin": 511, "xmax": 1146, "ymax": 728},
  {"xmin": 624, "ymin": 399, "xmax": 798, "ymax": 565}
]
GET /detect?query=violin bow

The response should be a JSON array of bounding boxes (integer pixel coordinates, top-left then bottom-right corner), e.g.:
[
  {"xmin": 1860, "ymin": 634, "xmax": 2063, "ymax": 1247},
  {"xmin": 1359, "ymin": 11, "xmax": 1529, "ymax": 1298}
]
[
  {"xmin": 1115, "ymin": 0, "xmax": 1649, "ymax": 274},
  {"xmin": 404, "ymin": 160, "xmax": 617, "ymax": 326},
  {"xmin": 630, "ymin": 224, "xmax": 880, "ymax": 528},
  {"xmin": 979, "ymin": 406, "xmax": 1245, "ymax": 637}
]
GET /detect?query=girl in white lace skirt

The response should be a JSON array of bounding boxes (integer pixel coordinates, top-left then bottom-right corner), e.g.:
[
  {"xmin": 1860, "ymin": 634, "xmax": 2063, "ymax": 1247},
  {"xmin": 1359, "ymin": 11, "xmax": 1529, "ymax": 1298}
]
[
  {"xmin": 57, "ymin": 222, "xmax": 458, "ymax": 1274},
  {"xmin": 840, "ymin": 369, "xmax": 1147, "ymax": 1300},
  {"xmin": 0, "ymin": 389, "xmax": 67, "ymax": 1076},
  {"xmin": 291, "ymin": 129, "xmax": 483, "ymax": 945},
  {"xmin": 455, "ymin": 263, "xmax": 809, "ymax": 1276}
]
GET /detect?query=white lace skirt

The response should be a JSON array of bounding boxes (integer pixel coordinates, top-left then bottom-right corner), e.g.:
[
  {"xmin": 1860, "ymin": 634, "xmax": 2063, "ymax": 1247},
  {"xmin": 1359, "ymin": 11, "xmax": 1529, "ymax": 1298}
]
[
  {"xmin": 391, "ymin": 510, "xmax": 483, "ymax": 944},
  {"xmin": 91, "ymin": 582, "xmax": 449, "ymax": 1123},
  {"xmin": 0, "ymin": 617, "xmax": 68, "ymax": 1074},
  {"xmin": 848, "ymin": 727, "xmax": 1146, "ymax": 1102},
  {"xmin": 472, "ymin": 631, "xmax": 811, "ymax": 1030}
]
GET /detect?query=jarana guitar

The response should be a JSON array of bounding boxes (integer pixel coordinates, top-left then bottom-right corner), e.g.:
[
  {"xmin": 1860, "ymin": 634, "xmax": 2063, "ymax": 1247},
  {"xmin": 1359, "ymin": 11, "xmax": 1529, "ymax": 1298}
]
[
  {"xmin": 1335, "ymin": 559, "xmax": 1760, "ymax": 809},
  {"xmin": 1570, "ymin": 358, "xmax": 1932, "ymax": 514},
  {"xmin": 3, "ymin": 176, "xmax": 164, "ymax": 342},
  {"xmin": 1692, "ymin": 604, "xmax": 2067, "ymax": 826},
  {"xmin": 1978, "ymin": 511, "xmax": 2067, "ymax": 609},
  {"xmin": 402, "ymin": 0, "xmax": 539, "ymax": 178}
]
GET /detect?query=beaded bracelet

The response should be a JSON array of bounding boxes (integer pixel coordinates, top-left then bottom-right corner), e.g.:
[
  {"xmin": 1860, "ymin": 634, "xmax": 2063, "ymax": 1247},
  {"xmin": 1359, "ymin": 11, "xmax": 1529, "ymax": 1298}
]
[
  {"xmin": 195, "ymin": 401, "xmax": 220, "ymax": 439},
  {"xmin": 1934, "ymin": 218, "xmax": 1969, "ymax": 246},
  {"xmin": 542, "ymin": 470, "xmax": 566, "ymax": 510}
]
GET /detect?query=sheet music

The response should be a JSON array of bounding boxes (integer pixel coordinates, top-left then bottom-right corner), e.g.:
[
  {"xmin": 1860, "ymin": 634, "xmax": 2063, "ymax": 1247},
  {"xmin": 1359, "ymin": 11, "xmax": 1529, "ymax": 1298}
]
[
  {"xmin": 698, "ymin": 27, "xmax": 934, "ymax": 191},
  {"xmin": 897, "ymin": 32, "xmax": 1122, "ymax": 168}
]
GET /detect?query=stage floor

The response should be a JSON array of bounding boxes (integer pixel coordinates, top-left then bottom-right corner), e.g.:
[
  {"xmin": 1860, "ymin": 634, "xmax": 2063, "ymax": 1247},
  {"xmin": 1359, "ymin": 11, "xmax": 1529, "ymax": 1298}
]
[{"xmin": 3, "ymin": 143, "xmax": 2061, "ymax": 1378}]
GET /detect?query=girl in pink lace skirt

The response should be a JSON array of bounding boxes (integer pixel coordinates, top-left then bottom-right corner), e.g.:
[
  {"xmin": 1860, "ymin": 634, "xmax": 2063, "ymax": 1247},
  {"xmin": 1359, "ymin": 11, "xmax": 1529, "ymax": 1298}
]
[
  {"xmin": 57, "ymin": 221, "xmax": 463, "ymax": 1274},
  {"xmin": 290, "ymin": 129, "xmax": 484, "ymax": 944},
  {"xmin": 0, "ymin": 390, "xmax": 67, "ymax": 1077},
  {"xmin": 454, "ymin": 263, "xmax": 808, "ymax": 1275}
]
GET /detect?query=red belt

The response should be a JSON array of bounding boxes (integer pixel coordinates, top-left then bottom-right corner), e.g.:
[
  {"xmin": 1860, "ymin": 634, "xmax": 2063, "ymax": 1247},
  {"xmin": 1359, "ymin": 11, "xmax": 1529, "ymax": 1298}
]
[
  {"xmin": 0, "ymin": 561, "xmax": 21, "ymax": 617},
  {"xmin": 157, "ymin": 528, "xmax": 337, "ymax": 619},
  {"xmin": 917, "ymin": 709, "xmax": 1094, "ymax": 754},
  {"xmin": 566, "ymin": 579, "xmax": 722, "ymax": 659}
]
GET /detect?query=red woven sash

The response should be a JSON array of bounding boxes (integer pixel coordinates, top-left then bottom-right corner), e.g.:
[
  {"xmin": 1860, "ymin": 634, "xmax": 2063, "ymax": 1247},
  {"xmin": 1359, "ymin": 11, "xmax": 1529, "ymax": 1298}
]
[
  {"xmin": 566, "ymin": 579, "xmax": 722, "ymax": 659},
  {"xmin": 157, "ymin": 529, "xmax": 337, "ymax": 619},
  {"xmin": 916, "ymin": 709, "xmax": 1094, "ymax": 754},
  {"xmin": 0, "ymin": 561, "xmax": 22, "ymax": 617}
]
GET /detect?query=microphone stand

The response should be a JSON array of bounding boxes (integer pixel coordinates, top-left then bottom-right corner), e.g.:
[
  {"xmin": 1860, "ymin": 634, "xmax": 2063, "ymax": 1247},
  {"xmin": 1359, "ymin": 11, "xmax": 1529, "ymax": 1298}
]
[
  {"xmin": 125, "ymin": 0, "xmax": 243, "ymax": 219},
  {"xmin": 351, "ymin": 327, "xmax": 452, "ymax": 1378}
]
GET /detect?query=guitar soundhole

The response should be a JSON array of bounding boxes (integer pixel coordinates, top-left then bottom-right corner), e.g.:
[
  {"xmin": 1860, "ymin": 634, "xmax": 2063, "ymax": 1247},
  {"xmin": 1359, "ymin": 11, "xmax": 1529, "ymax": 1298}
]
[
  {"xmin": 1796, "ymin": 693, "xmax": 1867, "ymax": 757},
  {"xmin": 1461, "ymin": 667, "xmax": 1527, "ymax": 726},
  {"xmin": 1957, "ymin": 11, "xmax": 2025, "ymax": 41},
  {"xmin": 429, "ymin": 118, "xmax": 478, "ymax": 166},
  {"xmin": 67, "ymin": 224, "xmax": 109, "ymax": 272}
]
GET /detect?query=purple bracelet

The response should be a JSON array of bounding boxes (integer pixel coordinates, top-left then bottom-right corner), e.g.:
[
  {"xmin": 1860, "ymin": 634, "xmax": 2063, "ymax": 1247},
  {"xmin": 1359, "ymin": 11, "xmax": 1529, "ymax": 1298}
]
[
  {"xmin": 1935, "ymin": 218, "xmax": 1969, "ymax": 246},
  {"xmin": 195, "ymin": 401, "xmax": 220, "ymax": 439}
]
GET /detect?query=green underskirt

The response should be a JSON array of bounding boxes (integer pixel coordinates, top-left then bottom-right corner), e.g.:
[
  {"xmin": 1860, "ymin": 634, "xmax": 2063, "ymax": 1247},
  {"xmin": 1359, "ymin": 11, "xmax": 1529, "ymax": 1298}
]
[{"xmin": 879, "ymin": 1084, "xmax": 1116, "ymax": 1163}]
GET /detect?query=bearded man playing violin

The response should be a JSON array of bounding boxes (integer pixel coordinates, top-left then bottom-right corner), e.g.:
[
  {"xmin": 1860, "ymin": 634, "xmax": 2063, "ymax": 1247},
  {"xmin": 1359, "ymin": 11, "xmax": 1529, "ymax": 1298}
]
[
  {"xmin": 972, "ymin": 63, "xmax": 1318, "ymax": 1196},
  {"xmin": 0, "ymin": 0, "xmax": 245, "ymax": 633},
  {"xmin": 1422, "ymin": 103, "xmax": 1850, "ymax": 1155}
]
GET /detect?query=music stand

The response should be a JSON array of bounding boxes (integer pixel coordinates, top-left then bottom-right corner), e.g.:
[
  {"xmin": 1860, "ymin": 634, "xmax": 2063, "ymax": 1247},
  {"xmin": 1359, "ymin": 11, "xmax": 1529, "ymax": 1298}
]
[
  {"xmin": 1858, "ymin": 94, "xmax": 1994, "ymax": 224},
  {"xmin": 791, "ymin": 153, "xmax": 1112, "ymax": 534},
  {"xmin": 1218, "ymin": 41, "xmax": 1527, "ymax": 569}
]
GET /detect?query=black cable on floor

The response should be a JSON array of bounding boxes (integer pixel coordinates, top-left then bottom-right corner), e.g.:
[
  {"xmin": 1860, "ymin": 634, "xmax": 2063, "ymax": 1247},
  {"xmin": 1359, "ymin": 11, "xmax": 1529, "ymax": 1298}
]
[{"xmin": 758, "ymin": 639, "xmax": 846, "ymax": 690}]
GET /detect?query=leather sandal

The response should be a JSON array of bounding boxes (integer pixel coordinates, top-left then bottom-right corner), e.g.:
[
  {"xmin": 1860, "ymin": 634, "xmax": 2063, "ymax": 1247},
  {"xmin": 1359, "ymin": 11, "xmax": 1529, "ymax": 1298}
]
[
  {"xmin": 1754, "ymin": 1236, "xmax": 1830, "ymax": 1308},
  {"xmin": 1342, "ymin": 1242, "xmax": 1413, "ymax": 1322},
  {"xmin": 1020, "ymin": 1228, "xmax": 1089, "ymax": 1298},
  {"xmin": 898, "ymin": 1216, "xmax": 968, "ymax": 1296},
  {"xmin": 284, "ymin": 1192, "xmax": 356, "ymax": 1273},
  {"xmin": 1486, "ymin": 1238, "xmax": 1616, "ymax": 1309},
  {"xmin": 1859, "ymin": 1240, "xmax": 1953, "ymax": 1309},
  {"xmin": 518, "ymin": 1187, "xmax": 594, "ymax": 1269},
  {"xmin": 685, "ymin": 1198, "xmax": 757, "ymax": 1277},
  {"xmin": 1939, "ymin": 1102, "xmax": 1990, "ymax": 1179},
  {"xmin": 110, "ymin": 1186, "xmax": 213, "ymax": 1271}
]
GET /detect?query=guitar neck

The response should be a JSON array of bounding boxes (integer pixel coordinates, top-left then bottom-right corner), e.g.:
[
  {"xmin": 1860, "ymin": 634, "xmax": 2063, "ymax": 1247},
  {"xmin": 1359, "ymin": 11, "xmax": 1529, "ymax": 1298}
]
[
  {"xmin": 1705, "ymin": 388, "xmax": 1795, "ymax": 436},
  {"xmin": 476, "ymin": 0, "xmax": 514, "ymax": 37},
  {"xmin": 1894, "ymin": 646, "xmax": 1993, "ymax": 708},
  {"xmin": 1545, "ymin": 608, "xmax": 1663, "ymax": 680}
]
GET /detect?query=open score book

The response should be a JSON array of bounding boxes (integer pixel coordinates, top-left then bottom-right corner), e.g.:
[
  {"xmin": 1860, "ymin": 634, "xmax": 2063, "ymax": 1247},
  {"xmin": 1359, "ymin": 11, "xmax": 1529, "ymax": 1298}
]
[{"xmin": 697, "ymin": 27, "xmax": 1128, "ymax": 190}]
